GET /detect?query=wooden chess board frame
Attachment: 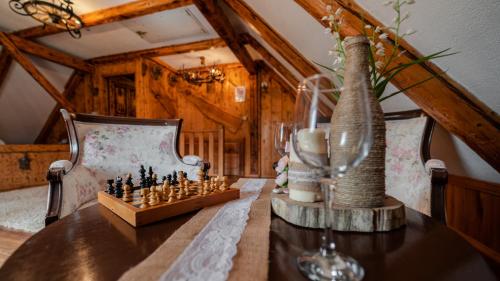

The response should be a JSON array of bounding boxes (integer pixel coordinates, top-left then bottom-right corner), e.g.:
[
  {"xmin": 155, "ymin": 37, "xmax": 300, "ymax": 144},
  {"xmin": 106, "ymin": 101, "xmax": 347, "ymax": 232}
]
[{"xmin": 98, "ymin": 188, "xmax": 240, "ymax": 227}]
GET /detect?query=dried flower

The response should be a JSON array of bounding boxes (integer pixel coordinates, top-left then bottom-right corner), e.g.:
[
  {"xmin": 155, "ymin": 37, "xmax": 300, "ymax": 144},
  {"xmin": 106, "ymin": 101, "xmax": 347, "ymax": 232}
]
[
  {"xmin": 324, "ymin": 27, "xmax": 332, "ymax": 34},
  {"xmin": 326, "ymin": 5, "xmax": 332, "ymax": 12},
  {"xmin": 406, "ymin": 0, "xmax": 415, "ymax": 4},
  {"xmin": 365, "ymin": 24, "xmax": 372, "ymax": 29},
  {"xmin": 375, "ymin": 61, "xmax": 384, "ymax": 69},
  {"xmin": 379, "ymin": 33, "xmax": 389, "ymax": 40},
  {"xmin": 335, "ymin": 7, "xmax": 343, "ymax": 17},
  {"xmin": 374, "ymin": 26, "xmax": 382, "ymax": 33}
]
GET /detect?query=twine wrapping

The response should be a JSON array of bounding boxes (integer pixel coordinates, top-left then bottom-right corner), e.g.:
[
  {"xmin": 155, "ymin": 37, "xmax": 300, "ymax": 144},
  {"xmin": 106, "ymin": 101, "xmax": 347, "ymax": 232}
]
[{"xmin": 330, "ymin": 36, "xmax": 386, "ymax": 208}]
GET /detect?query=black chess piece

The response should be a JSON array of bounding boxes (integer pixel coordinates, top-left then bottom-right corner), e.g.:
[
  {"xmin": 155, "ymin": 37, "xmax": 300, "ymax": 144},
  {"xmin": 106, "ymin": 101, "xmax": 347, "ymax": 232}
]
[
  {"xmin": 106, "ymin": 179, "xmax": 115, "ymax": 194},
  {"xmin": 172, "ymin": 171, "xmax": 178, "ymax": 185},
  {"xmin": 183, "ymin": 172, "xmax": 188, "ymax": 179},
  {"xmin": 139, "ymin": 165, "xmax": 146, "ymax": 180},
  {"xmin": 162, "ymin": 176, "xmax": 167, "ymax": 184},
  {"xmin": 204, "ymin": 174, "xmax": 210, "ymax": 181},
  {"xmin": 126, "ymin": 174, "xmax": 134, "ymax": 188},
  {"xmin": 115, "ymin": 177, "xmax": 123, "ymax": 198},
  {"xmin": 148, "ymin": 166, "xmax": 154, "ymax": 179},
  {"xmin": 152, "ymin": 174, "xmax": 158, "ymax": 186},
  {"xmin": 166, "ymin": 174, "xmax": 172, "ymax": 185}
]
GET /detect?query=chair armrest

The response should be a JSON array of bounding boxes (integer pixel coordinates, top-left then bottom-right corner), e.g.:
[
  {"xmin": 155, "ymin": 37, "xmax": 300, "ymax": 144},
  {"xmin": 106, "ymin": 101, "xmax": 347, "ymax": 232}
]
[
  {"xmin": 45, "ymin": 160, "xmax": 72, "ymax": 226},
  {"xmin": 425, "ymin": 159, "xmax": 448, "ymax": 224}
]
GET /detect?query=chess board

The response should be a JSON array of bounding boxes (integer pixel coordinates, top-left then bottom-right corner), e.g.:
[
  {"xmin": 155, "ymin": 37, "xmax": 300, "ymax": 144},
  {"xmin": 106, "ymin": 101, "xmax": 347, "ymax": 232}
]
[{"xmin": 98, "ymin": 187, "xmax": 240, "ymax": 227}]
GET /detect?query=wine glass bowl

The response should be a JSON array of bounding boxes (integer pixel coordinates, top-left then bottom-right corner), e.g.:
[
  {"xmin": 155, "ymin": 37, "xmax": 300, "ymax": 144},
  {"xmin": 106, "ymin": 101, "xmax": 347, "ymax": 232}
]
[
  {"xmin": 274, "ymin": 122, "xmax": 292, "ymax": 157},
  {"xmin": 292, "ymin": 73, "xmax": 372, "ymax": 281}
]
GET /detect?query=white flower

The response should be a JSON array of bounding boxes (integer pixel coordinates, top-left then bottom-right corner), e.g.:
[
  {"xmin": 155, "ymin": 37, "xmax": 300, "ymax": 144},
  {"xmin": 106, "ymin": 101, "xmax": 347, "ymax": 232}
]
[
  {"xmin": 375, "ymin": 42, "xmax": 384, "ymax": 49},
  {"xmin": 324, "ymin": 27, "xmax": 332, "ymax": 34},
  {"xmin": 335, "ymin": 7, "xmax": 343, "ymax": 17},
  {"xmin": 374, "ymin": 26, "xmax": 382, "ymax": 33},
  {"xmin": 369, "ymin": 40, "xmax": 375, "ymax": 46},
  {"xmin": 326, "ymin": 5, "xmax": 332, "ymax": 12},
  {"xmin": 275, "ymin": 172, "xmax": 288, "ymax": 187},
  {"xmin": 365, "ymin": 24, "xmax": 372, "ymax": 29},
  {"xmin": 321, "ymin": 15, "xmax": 328, "ymax": 21},
  {"xmin": 379, "ymin": 33, "xmax": 388, "ymax": 40},
  {"xmin": 376, "ymin": 48, "xmax": 385, "ymax": 56},
  {"xmin": 375, "ymin": 61, "xmax": 384, "ymax": 69},
  {"xmin": 406, "ymin": 0, "xmax": 415, "ymax": 4},
  {"xmin": 383, "ymin": 0, "xmax": 393, "ymax": 6},
  {"xmin": 398, "ymin": 50, "xmax": 407, "ymax": 57},
  {"xmin": 275, "ymin": 155, "xmax": 289, "ymax": 173},
  {"xmin": 328, "ymin": 49, "xmax": 338, "ymax": 56}
]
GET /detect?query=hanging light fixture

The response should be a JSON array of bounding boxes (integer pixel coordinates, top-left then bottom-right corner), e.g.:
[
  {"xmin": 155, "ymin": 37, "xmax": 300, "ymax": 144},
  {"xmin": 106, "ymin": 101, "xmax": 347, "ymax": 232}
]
[
  {"xmin": 9, "ymin": 0, "xmax": 84, "ymax": 39},
  {"xmin": 177, "ymin": 56, "xmax": 225, "ymax": 85}
]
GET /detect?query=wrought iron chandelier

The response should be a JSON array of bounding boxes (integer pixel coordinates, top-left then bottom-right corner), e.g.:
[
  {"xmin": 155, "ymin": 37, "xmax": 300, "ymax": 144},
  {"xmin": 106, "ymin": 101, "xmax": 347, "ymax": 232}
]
[
  {"xmin": 177, "ymin": 56, "xmax": 225, "ymax": 85},
  {"xmin": 9, "ymin": 0, "xmax": 84, "ymax": 38}
]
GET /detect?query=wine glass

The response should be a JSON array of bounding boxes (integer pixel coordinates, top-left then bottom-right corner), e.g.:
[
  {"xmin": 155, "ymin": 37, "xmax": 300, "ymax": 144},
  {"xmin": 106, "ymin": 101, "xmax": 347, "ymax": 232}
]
[
  {"xmin": 274, "ymin": 122, "xmax": 292, "ymax": 157},
  {"xmin": 292, "ymin": 74, "xmax": 373, "ymax": 281}
]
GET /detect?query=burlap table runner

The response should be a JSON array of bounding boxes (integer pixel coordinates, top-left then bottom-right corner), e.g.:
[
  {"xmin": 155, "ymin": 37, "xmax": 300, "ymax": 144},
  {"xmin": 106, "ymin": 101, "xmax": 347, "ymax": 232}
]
[{"xmin": 119, "ymin": 179, "xmax": 274, "ymax": 281}]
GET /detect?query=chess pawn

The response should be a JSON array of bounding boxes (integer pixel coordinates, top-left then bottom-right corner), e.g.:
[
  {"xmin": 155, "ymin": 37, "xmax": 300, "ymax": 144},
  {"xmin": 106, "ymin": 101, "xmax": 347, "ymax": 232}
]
[
  {"xmin": 139, "ymin": 188, "xmax": 149, "ymax": 208},
  {"xmin": 122, "ymin": 184, "xmax": 133, "ymax": 202},
  {"xmin": 220, "ymin": 176, "xmax": 228, "ymax": 192},
  {"xmin": 202, "ymin": 180, "xmax": 209, "ymax": 196},
  {"xmin": 167, "ymin": 188, "xmax": 176, "ymax": 203},
  {"xmin": 149, "ymin": 190, "xmax": 160, "ymax": 206},
  {"xmin": 183, "ymin": 180, "xmax": 190, "ymax": 196},
  {"xmin": 177, "ymin": 185, "xmax": 186, "ymax": 200},
  {"xmin": 162, "ymin": 182, "xmax": 170, "ymax": 201},
  {"xmin": 210, "ymin": 178, "xmax": 219, "ymax": 193},
  {"xmin": 197, "ymin": 169, "xmax": 204, "ymax": 186},
  {"xmin": 106, "ymin": 179, "xmax": 115, "ymax": 195}
]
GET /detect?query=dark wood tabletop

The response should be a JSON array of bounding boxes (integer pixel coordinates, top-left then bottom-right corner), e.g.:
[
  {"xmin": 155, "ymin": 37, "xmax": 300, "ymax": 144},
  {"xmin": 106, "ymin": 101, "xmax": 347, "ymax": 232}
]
[{"xmin": 0, "ymin": 204, "xmax": 495, "ymax": 281}]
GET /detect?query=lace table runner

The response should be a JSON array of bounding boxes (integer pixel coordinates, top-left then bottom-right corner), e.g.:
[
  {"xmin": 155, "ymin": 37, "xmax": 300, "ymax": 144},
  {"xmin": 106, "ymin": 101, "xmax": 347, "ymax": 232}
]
[{"xmin": 119, "ymin": 178, "xmax": 273, "ymax": 281}]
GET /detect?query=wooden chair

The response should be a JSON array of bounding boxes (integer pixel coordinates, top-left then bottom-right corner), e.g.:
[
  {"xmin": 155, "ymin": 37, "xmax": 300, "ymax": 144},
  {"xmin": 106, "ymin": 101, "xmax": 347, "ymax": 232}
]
[
  {"xmin": 45, "ymin": 110, "xmax": 205, "ymax": 225},
  {"xmin": 384, "ymin": 109, "xmax": 448, "ymax": 224}
]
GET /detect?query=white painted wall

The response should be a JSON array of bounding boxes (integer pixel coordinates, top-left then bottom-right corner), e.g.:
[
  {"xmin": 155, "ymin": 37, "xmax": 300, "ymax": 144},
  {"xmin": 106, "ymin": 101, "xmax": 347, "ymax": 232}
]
[{"xmin": 0, "ymin": 55, "xmax": 72, "ymax": 144}]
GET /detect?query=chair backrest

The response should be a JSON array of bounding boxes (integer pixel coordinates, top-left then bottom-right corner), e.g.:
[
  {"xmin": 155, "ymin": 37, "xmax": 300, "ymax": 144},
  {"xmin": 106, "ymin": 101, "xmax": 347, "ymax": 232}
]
[
  {"xmin": 384, "ymin": 110, "xmax": 435, "ymax": 216},
  {"xmin": 58, "ymin": 110, "xmax": 201, "ymax": 217}
]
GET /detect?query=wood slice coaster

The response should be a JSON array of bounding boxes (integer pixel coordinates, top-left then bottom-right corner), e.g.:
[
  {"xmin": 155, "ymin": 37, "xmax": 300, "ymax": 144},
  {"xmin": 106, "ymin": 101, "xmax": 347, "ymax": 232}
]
[{"xmin": 271, "ymin": 193, "xmax": 406, "ymax": 232}]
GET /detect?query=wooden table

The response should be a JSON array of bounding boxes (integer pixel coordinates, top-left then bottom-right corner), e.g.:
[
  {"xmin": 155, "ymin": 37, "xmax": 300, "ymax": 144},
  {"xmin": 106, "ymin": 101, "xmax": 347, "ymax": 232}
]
[{"xmin": 0, "ymin": 203, "xmax": 495, "ymax": 281}]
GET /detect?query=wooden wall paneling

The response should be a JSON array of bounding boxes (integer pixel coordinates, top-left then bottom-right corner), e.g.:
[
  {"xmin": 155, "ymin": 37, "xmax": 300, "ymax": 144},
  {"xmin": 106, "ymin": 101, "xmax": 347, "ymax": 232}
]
[
  {"xmin": 193, "ymin": 0, "xmax": 256, "ymax": 74},
  {"xmin": 15, "ymin": 0, "xmax": 195, "ymax": 38},
  {"xmin": 7, "ymin": 34, "xmax": 92, "ymax": 72},
  {"xmin": 446, "ymin": 175, "xmax": 500, "ymax": 257},
  {"xmin": 0, "ymin": 144, "xmax": 69, "ymax": 191},
  {"xmin": 294, "ymin": 0, "xmax": 500, "ymax": 171},
  {"xmin": 0, "ymin": 32, "xmax": 75, "ymax": 111}
]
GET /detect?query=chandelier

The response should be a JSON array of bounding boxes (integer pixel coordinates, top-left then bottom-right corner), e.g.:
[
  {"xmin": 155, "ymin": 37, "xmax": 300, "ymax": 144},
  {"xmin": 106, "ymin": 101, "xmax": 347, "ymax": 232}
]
[
  {"xmin": 177, "ymin": 56, "xmax": 225, "ymax": 85},
  {"xmin": 9, "ymin": 0, "xmax": 84, "ymax": 39}
]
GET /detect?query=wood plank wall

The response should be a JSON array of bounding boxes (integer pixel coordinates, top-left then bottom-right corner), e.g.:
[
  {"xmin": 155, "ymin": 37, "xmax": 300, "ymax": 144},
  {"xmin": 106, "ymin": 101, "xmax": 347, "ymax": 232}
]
[
  {"xmin": 446, "ymin": 175, "xmax": 500, "ymax": 263},
  {"xmin": 40, "ymin": 58, "xmax": 295, "ymax": 178}
]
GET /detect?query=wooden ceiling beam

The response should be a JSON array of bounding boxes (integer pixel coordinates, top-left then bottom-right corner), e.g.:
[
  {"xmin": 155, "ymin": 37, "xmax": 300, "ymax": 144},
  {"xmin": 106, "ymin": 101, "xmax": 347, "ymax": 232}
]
[
  {"xmin": 0, "ymin": 50, "xmax": 14, "ymax": 97},
  {"xmin": 222, "ymin": 0, "xmax": 319, "ymax": 78},
  {"xmin": 295, "ymin": 0, "xmax": 500, "ymax": 170},
  {"xmin": 89, "ymin": 38, "xmax": 226, "ymax": 64},
  {"xmin": 193, "ymin": 0, "xmax": 256, "ymax": 74},
  {"xmin": 0, "ymin": 32, "xmax": 75, "ymax": 111},
  {"xmin": 14, "ymin": 0, "xmax": 194, "ymax": 39},
  {"xmin": 7, "ymin": 34, "xmax": 93, "ymax": 72},
  {"xmin": 239, "ymin": 33, "xmax": 299, "ymax": 88}
]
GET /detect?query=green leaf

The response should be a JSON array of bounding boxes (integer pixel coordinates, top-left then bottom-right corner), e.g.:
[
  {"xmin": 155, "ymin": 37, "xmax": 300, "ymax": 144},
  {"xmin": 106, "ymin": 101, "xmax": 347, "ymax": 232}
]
[{"xmin": 379, "ymin": 73, "xmax": 441, "ymax": 102}]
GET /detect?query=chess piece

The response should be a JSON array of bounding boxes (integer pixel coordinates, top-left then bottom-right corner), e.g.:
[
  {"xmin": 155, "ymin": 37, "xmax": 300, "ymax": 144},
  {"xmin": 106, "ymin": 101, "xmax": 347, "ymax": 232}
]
[
  {"xmin": 162, "ymin": 181, "xmax": 170, "ymax": 201},
  {"xmin": 202, "ymin": 180, "xmax": 209, "ymax": 196},
  {"xmin": 220, "ymin": 176, "xmax": 228, "ymax": 192},
  {"xmin": 106, "ymin": 179, "xmax": 115, "ymax": 195},
  {"xmin": 167, "ymin": 188, "xmax": 176, "ymax": 203},
  {"xmin": 122, "ymin": 182, "xmax": 133, "ymax": 202},
  {"xmin": 149, "ymin": 187, "xmax": 160, "ymax": 206},
  {"xmin": 115, "ymin": 177, "xmax": 124, "ymax": 198},
  {"xmin": 162, "ymin": 176, "xmax": 167, "ymax": 184},
  {"xmin": 210, "ymin": 177, "xmax": 219, "ymax": 193},
  {"xmin": 148, "ymin": 166, "xmax": 154, "ymax": 180},
  {"xmin": 172, "ymin": 171, "xmax": 178, "ymax": 185},
  {"xmin": 177, "ymin": 185, "xmax": 186, "ymax": 200},
  {"xmin": 197, "ymin": 169, "xmax": 204, "ymax": 186},
  {"xmin": 184, "ymin": 179, "xmax": 190, "ymax": 196},
  {"xmin": 139, "ymin": 188, "xmax": 149, "ymax": 208},
  {"xmin": 125, "ymin": 173, "xmax": 134, "ymax": 189}
]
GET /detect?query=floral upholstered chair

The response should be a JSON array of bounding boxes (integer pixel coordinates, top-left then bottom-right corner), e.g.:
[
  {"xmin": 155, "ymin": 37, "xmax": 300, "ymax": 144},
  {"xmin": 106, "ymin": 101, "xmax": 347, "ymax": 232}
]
[
  {"xmin": 45, "ymin": 110, "xmax": 204, "ymax": 225},
  {"xmin": 384, "ymin": 110, "xmax": 448, "ymax": 223}
]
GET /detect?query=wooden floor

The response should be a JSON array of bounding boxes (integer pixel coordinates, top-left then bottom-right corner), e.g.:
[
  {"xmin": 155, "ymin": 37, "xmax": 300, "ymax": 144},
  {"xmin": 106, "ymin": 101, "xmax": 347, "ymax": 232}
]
[{"xmin": 0, "ymin": 228, "xmax": 31, "ymax": 267}]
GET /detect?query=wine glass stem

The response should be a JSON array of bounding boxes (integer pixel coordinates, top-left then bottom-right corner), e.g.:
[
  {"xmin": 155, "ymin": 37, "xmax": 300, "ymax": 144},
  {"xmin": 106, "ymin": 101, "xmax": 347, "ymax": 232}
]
[{"xmin": 320, "ymin": 180, "xmax": 336, "ymax": 257}]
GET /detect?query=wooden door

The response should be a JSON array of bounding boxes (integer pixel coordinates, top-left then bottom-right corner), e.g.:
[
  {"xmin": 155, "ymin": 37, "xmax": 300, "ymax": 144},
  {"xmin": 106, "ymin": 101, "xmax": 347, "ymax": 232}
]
[{"xmin": 107, "ymin": 75, "xmax": 136, "ymax": 117}]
